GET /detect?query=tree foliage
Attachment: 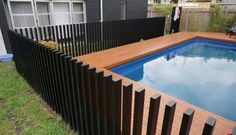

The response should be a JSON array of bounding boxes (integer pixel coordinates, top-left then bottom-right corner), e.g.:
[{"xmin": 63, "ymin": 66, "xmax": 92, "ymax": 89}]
[
  {"xmin": 152, "ymin": 4, "xmax": 173, "ymax": 17},
  {"xmin": 209, "ymin": 4, "xmax": 223, "ymax": 32}
]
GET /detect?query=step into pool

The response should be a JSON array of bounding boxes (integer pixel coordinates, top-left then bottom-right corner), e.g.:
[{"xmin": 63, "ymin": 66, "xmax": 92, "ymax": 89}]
[{"xmin": 110, "ymin": 38, "xmax": 236, "ymax": 122}]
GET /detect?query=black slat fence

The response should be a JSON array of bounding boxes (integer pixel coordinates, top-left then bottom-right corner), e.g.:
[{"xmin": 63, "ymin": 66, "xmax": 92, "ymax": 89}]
[
  {"xmin": 14, "ymin": 17, "xmax": 165, "ymax": 57},
  {"xmin": 8, "ymin": 21, "xmax": 236, "ymax": 134}
]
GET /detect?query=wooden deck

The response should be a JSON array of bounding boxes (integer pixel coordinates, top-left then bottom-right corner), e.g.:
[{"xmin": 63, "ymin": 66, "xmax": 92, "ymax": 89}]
[{"xmin": 75, "ymin": 32, "xmax": 236, "ymax": 135}]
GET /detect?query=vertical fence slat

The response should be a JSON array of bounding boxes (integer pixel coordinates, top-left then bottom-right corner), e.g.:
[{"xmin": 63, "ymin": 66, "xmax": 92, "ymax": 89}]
[
  {"xmin": 48, "ymin": 49, "xmax": 58, "ymax": 111},
  {"xmin": 112, "ymin": 78, "xmax": 122, "ymax": 135},
  {"xmin": 43, "ymin": 27, "xmax": 47, "ymax": 40},
  {"xmin": 82, "ymin": 64, "xmax": 94, "ymax": 135},
  {"xmin": 67, "ymin": 58, "xmax": 77, "ymax": 130},
  {"xmin": 56, "ymin": 53, "xmax": 67, "ymax": 120},
  {"xmin": 59, "ymin": 25, "xmax": 64, "ymax": 52},
  {"xmin": 37, "ymin": 45, "xmax": 46, "ymax": 101},
  {"xmin": 89, "ymin": 67, "xmax": 102, "ymax": 135},
  {"xmin": 86, "ymin": 67, "xmax": 96, "ymax": 135},
  {"xmin": 96, "ymin": 70, "xmax": 107, "ymax": 135},
  {"xmin": 34, "ymin": 27, "xmax": 39, "ymax": 41},
  {"xmin": 68, "ymin": 59, "xmax": 78, "ymax": 130},
  {"xmin": 122, "ymin": 83, "xmax": 133, "ymax": 135},
  {"xmin": 133, "ymin": 88, "xmax": 145, "ymax": 135},
  {"xmin": 62, "ymin": 25, "xmax": 67, "ymax": 54},
  {"xmin": 52, "ymin": 26, "xmax": 55, "ymax": 41},
  {"xmin": 79, "ymin": 64, "xmax": 89, "ymax": 135},
  {"xmin": 42, "ymin": 47, "xmax": 52, "ymax": 106},
  {"xmin": 70, "ymin": 24, "xmax": 74, "ymax": 56},
  {"xmin": 47, "ymin": 26, "xmax": 51, "ymax": 40},
  {"xmin": 146, "ymin": 94, "xmax": 161, "ymax": 135},
  {"xmin": 89, "ymin": 23, "xmax": 93, "ymax": 53},
  {"xmin": 105, "ymin": 74, "xmax": 113, "ymax": 135},
  {"xmin": 25, "ymin": 28, "xmax": 29, "ymax": 38},
  {"xmin": 29, "ymin": 28, "xmax": 34, "ymax": 40},
  {"xmin": 94, "ymin": 23, "xmax": 98, "ymax": 51},
  {"xmin": 74, "ymin": 61, "xmax": 84, "ymax": 134},
  {"xmin": 73, "ymin": 24, "xmax": 78, "ymax": 56},
  {"xmin": 179, "ymin": 108, "xmax": 194, "ymax": 135},
  {"xmin": 55, "ymin": 52, "xmax": 63, "ymax": 116},
  {"xmin": 76, "ymin": 24, "xmax": 81, "ymax": 55},
  {"xmin": 161, "ymin": 100, "xmax": 176, "ymax": 135},
  {"xmin": 39, "ymin": 27, "xmax": 43, "ymax": 41},
  {"xmin": 82, "ymin": 23, "xmax": 86, "ymax": 55},
  {"xmin": 60, "ymin": 54, "xmax": 70, "ymax": 123},
  {"xmin": 202, "ymin": 117, "xmax": 216, "ymax": 135},
  {"xmin": 65, "ymin": 56, "xmax": 78, "ymax": 129}
]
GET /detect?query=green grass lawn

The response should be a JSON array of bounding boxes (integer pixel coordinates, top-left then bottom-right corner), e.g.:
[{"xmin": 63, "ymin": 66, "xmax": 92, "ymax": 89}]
[{"xmin": 0, "ymin": 62, "xmax": 74, "ymax": 135}]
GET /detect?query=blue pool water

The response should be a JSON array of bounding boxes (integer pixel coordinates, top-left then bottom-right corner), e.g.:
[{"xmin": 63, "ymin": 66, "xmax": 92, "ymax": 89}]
[{"xmin": 111, "ymin": 38, "xmax": 236, "ymax": 121}]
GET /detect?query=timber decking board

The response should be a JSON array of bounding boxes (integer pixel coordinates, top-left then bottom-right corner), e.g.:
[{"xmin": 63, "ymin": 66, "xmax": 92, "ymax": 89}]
[{"xmin": 75, "ymin": 32, "xmax": 236, "ymax": 135}]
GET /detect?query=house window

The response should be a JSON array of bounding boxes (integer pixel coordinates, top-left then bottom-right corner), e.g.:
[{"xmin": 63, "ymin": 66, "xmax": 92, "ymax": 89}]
[
  {"xmin": 9, "ymin": 1, "xmax": 36, "ymax": 27},
  {"xmin": 52, "ymin": 2, "xmax": 71, "ymax": 25},
  {"xmin": 36, "ymin": 2, "xmax": 50, "ymax": 26},
  {"xmin": 72, "ymin": 2, "xmax": 85, "ymax": 23},
  {"xmin": 8, "ymin": 0, "xmax": 86, "ymax": 28},
  {"xmin": 121, "ymin": 1, "xmax": 127, "ymax": 20}
]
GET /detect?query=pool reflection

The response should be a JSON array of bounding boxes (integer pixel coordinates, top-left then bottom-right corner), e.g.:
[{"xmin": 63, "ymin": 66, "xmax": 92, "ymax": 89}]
[{"xmin": 112, "ymin": 39, "xmax": 236, "ymax": 121}]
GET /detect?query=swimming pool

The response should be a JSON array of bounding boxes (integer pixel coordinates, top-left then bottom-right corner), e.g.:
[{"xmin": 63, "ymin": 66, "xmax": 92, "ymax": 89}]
[{"xmin": 110, "ymin": 38, "xmax": 236, "ymax": 122}]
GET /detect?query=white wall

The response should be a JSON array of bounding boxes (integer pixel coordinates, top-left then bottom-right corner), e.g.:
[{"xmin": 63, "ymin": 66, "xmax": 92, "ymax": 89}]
[{"xmin": 0, "ymin": 28, "xmax": 7, "ymax": 55}]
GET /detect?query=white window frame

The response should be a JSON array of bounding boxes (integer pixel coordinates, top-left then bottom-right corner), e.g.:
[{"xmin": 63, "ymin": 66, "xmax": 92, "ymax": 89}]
[
  {"xmin": 8, "ymin": 0, "xmax": 37, "ymax": 28},
  {"xmin": 51, "ymin": 1, "xmax": 71, "ymax": 25},
  {"xmin": 71, "ymin": 1, "xmax": 86, "ymax": 24},
  {"xmin": 8, "ymin": 0, "xmax": 86, "ymax": 29},
  {"xmin": 35, "ymin": 1, "xmax": 51, "ymax": 27}
]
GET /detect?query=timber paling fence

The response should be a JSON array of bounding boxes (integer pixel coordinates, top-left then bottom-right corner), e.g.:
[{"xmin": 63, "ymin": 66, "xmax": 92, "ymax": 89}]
[
  {"xmin": 9, "ymin": 20, "xmax": 236, "ymax": 134},
  {"xmin": 14, "ymin": 17, "xmax": 165, "ymax": 57}
]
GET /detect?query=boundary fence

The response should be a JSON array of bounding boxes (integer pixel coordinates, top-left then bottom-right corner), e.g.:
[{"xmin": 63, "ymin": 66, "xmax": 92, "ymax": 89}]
[{"xmin": 14, "ymin": 17, "xmax": 165, "ymax": 57}]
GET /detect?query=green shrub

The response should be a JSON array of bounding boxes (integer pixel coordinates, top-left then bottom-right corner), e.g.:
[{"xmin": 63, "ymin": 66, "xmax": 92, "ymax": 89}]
[
  {"xmin": 209, "ymin": 2, "xmax": 236, "ymax": 32},
  {"xmin": 152, "ymin": 4, "xmax": 173, "ymax": 17},
  {"xmin": 223, "ymin": 14, "xmax": 236, "ymax": 31},
  {"xmin": 209, "ymin": 3, "xmax": 224, "ymax": 32}
]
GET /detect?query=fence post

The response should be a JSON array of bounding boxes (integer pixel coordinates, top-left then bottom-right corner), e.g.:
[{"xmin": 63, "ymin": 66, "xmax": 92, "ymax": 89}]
[
  {"xmin": 179, "ymin": 108, "xmax": 194, "ymax": 135},
  {"xmin": 133, "ymin": 88, "xmax": 145, "ymax": 135},
  {"xmin": 122, "ymin": 83, "xmax": 133, "ymax": 135},
  {"xmin": 146, "ymin": 94, "xmax": 161, "ymax": 135},
  {"xmin": 161, "ymin": 100, "xmax": 176, "ymax": 135},
  {"xmin": 202, "ymin": 117, "xmax": 216, "ymax": 135}
]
